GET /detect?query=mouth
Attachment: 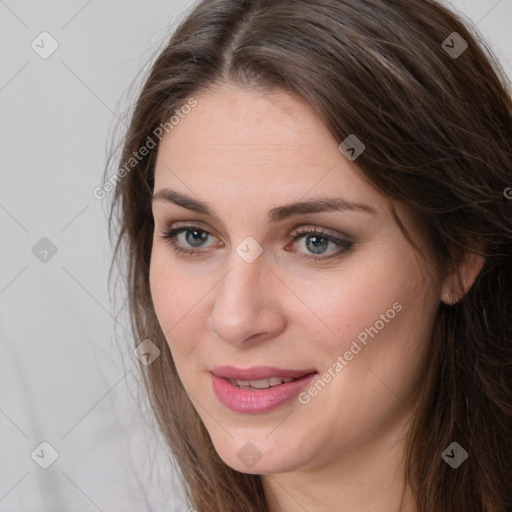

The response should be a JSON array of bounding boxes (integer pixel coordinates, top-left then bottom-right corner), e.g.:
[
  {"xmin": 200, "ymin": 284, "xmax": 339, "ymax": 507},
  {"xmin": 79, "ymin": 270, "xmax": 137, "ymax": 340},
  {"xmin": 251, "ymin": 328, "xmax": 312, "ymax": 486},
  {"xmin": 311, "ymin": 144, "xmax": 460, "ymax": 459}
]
[
  {"xmin": 210, "ymin": 366, "xmax": 319, "ymax": 413},
  {"xmin": 226, "ymin": 374, "xmax": 314, "ymax": 390},
  {"xmin": 211, "ymin": 365, "xmax": 318, "ymax": 381}
]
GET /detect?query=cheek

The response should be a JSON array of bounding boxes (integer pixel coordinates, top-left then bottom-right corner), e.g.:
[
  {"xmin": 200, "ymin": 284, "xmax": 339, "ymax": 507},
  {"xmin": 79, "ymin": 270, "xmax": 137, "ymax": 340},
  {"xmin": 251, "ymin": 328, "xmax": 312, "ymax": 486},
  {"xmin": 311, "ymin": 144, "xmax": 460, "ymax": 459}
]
[
  {"xmin": 149, "ymin": 252, "xmax": 174, "ymax": 328},
  {"xmin": 294, "ymin": 247, "xmax": 436, "ymax": 384},
  {"xmin": 327, "ymin": 274, "xmax": 437, "ymax": 400},
  {"xmin": 149, "ymin": 247, "xmax": 217, "ymax": 378},
  {"xmin": 149, "ymin": 250, "xmax": 195, "ymax": 348},
  {"xmin": 287, "ymin": 251, "xmax": 414, "ymax": 351}
]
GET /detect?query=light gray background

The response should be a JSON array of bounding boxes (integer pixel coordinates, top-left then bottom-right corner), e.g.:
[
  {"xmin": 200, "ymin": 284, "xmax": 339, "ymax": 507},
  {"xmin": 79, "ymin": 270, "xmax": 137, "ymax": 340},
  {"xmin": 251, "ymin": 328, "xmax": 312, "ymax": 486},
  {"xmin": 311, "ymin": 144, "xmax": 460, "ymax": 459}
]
[{"xmin": 0, "ymin": 1, "xmax": 510, "ymax": 511}]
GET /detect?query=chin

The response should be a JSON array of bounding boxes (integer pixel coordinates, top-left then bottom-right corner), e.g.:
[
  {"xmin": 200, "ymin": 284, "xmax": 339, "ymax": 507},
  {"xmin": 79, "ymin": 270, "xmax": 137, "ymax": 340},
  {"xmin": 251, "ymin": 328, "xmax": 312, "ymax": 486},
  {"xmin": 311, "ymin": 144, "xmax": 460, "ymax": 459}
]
[{"xmin": 211, "ymin": 436, "xmax": 306, "ymax": 475}]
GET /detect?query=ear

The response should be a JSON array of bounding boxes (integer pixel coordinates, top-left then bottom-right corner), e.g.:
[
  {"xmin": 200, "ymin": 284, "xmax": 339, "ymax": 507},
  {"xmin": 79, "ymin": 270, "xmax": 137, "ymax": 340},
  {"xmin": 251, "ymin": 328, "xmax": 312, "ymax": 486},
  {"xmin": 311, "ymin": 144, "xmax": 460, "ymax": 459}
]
[{"xmin": 440, "ymin": 251, "xmax": 486, "ymax": 305}]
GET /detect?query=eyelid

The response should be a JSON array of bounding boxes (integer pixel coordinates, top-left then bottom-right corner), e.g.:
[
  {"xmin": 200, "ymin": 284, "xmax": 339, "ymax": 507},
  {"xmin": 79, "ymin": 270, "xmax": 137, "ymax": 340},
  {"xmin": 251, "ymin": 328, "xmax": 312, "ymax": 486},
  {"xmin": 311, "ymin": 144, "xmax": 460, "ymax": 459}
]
[
  {"xmin": 158, "ymin": 222, "xmax": 354, "ymax": 261},
  {"xmin": 291, "ymin": 225, "xmax": 354, "ymax": 243},
  {"xmin": 159, "ymin": 220, "xmax": 352, "ymax": 243},
  {"xmin": 160, "ymin": 220, "xmax": 221, "ymax": 241}
]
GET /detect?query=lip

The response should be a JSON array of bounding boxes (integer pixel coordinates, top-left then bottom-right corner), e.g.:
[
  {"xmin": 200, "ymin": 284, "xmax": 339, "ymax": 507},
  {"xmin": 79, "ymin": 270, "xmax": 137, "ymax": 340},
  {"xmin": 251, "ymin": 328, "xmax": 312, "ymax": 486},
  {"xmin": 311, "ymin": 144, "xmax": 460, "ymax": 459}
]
[
  {"xmin": 210, "ymin": 367, "xmax": 318, "ymax": 414},
  {"xmin": 211, "ymin": 365, "xmax": 317, "ymax": 380}
]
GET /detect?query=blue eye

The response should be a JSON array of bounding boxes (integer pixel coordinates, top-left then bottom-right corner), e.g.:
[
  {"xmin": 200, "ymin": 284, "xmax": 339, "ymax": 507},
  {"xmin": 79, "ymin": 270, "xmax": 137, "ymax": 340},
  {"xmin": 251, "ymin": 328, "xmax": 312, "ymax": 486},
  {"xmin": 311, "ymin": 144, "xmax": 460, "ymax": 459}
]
[
  {"xmin": 158, "ymin": 225, "xmax": 353, "ymax": 261},
  {"xmin": 290, "ymin": 227, "xmax": 353, "ymax": 260},
  {"xmin": 159, "ymin": 227, "xmax": 219, "ymax": 256}
]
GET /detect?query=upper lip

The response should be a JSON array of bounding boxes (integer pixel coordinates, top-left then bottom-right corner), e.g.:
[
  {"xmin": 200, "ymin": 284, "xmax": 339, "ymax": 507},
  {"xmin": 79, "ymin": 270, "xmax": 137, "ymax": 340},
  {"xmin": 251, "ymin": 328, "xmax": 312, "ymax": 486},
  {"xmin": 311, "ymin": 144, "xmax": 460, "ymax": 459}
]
[{"xmin": 211, "ymin": 365, "xmax": 317, "ymax": 380}]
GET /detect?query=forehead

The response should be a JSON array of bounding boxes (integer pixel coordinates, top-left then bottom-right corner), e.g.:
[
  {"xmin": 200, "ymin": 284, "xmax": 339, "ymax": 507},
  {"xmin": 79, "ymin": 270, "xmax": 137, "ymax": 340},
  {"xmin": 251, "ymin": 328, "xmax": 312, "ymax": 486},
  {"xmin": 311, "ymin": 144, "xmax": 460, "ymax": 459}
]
[
  {"xmin": 154, "ymin": 84, "xmax": 384, "ymax": 211},
  {"xmin": 158, "ymin": 86, "xmax": 333, "ymax": 167}
]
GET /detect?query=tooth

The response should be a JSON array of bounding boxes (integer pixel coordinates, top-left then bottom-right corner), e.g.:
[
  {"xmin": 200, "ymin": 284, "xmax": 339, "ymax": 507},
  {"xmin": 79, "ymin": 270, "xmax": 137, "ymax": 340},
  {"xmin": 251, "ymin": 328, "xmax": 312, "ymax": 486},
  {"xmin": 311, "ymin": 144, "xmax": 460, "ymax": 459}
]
[
  {"xmin": 228, "ymin": 376, "xmax": 299, "ymax": 389},
  {"xmin": 269, "ymin": 377, "xmax": 283, "ymax": 387},
  {"xmin": 248, "ymin": 378, "xmax": 271, "ymax": 389}
]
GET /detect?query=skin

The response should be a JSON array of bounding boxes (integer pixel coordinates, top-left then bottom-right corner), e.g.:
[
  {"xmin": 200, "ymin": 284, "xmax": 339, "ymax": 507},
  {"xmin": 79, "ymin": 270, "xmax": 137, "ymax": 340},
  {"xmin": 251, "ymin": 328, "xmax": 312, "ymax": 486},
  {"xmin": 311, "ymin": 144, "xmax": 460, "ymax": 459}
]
[{"xmin": 149, "ymin": 83, "xmax": 484, "ymax": 512}]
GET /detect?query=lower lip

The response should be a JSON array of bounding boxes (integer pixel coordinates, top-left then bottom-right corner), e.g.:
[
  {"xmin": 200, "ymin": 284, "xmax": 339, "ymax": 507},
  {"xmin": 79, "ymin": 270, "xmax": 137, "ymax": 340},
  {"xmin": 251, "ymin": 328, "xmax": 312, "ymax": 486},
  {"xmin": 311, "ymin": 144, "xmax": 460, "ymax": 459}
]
[{"xmin": 211, "ymin": 372, "xmax": 318, "ymax": 413}]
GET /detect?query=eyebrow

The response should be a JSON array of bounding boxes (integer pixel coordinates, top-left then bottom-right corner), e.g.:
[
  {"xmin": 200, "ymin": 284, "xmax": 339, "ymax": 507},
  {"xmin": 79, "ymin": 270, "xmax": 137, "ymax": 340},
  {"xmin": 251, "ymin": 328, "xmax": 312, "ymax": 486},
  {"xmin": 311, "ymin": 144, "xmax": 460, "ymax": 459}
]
[{"xmin": 152, "ymin": 188, "xmax": 377, "ymax": 222}]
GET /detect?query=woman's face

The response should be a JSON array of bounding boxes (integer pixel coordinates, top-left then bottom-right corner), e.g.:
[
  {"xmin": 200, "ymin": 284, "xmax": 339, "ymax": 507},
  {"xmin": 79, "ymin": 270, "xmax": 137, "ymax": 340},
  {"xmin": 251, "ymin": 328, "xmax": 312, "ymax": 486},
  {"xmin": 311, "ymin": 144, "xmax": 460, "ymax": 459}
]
[{"xmin": 149, "ymin": 84, "xmax": 442, "ymax": 475}]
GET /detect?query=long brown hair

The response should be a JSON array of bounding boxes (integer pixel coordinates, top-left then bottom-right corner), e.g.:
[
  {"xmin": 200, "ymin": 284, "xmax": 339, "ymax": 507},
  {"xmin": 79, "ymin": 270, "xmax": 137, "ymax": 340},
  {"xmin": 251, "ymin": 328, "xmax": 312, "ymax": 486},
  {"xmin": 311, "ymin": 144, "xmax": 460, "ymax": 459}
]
[{"xmin": 106, "ymin": 1, "xmax": 512, "ymax": 510}]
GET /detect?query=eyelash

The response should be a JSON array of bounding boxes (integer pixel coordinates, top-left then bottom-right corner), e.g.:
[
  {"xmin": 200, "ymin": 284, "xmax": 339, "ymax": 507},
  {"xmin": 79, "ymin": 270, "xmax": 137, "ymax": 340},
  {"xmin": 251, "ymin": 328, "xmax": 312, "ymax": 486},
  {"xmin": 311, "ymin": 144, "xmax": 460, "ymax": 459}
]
[{"xmin": 158, "ymin": 224, "xmax": 354, "ymax": 262}]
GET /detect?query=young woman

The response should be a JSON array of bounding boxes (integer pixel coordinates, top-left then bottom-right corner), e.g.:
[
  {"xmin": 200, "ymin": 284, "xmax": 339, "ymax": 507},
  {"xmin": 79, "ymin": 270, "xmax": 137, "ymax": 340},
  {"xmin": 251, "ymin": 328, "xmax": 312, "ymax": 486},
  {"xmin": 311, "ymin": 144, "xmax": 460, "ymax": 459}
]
[{"xmin": 106, "ymin": 0, "xmax": 512, "ymax": 510}]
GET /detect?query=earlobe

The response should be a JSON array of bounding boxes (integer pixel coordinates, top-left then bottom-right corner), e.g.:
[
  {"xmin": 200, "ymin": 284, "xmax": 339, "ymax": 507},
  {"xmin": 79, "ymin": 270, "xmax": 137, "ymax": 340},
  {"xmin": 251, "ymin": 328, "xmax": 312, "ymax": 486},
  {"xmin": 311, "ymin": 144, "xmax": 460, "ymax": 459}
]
[{"xmin": 440, "ymin": 251, "xmax": 486, "ymax": 305}]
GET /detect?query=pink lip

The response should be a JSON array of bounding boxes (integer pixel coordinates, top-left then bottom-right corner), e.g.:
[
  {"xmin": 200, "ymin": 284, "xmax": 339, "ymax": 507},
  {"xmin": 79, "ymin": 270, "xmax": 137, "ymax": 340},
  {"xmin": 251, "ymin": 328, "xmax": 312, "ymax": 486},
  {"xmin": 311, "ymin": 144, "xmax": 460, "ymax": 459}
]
[
  {"xmin": 210, "ymin": 366, "xmax": 318, "ymax": 413},
  {"xmin": 211, "ymin": 365, "xmax": 317, "ymax": 380}
]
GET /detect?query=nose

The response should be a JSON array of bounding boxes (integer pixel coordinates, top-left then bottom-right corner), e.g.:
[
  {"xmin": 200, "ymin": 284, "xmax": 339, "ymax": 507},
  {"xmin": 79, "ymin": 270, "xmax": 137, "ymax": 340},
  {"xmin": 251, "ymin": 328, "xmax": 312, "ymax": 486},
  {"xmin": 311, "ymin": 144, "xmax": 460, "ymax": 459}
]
[{"xmin": 208, "ymin": 254, "xmax": 287, "ymax": 347}]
